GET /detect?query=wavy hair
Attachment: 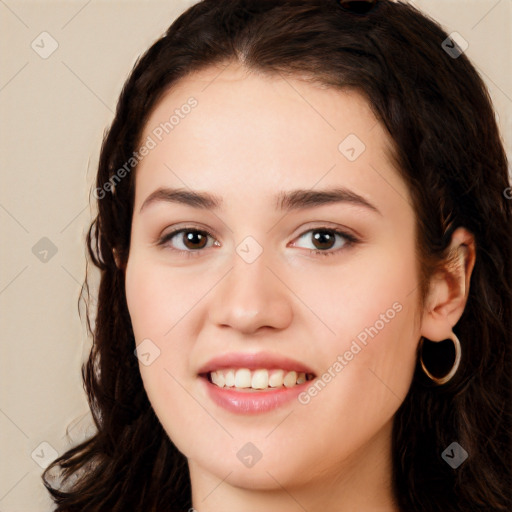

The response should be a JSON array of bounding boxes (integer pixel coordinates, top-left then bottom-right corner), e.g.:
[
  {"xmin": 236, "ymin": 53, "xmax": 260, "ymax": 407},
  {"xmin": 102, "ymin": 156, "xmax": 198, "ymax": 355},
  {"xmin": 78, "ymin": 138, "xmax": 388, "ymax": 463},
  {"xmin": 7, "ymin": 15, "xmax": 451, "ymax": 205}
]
[{"xmin": 43, "ymin": 1, "xmax": 512, "ymax": 510}]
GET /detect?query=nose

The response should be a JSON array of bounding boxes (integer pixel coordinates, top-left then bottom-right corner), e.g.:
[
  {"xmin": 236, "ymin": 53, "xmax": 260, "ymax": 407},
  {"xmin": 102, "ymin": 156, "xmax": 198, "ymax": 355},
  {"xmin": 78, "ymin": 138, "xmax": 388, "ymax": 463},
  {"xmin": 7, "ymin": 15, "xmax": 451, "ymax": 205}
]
[{"xmin": 208, "ymin": 251, "xmax": 293, "ymax": 335}]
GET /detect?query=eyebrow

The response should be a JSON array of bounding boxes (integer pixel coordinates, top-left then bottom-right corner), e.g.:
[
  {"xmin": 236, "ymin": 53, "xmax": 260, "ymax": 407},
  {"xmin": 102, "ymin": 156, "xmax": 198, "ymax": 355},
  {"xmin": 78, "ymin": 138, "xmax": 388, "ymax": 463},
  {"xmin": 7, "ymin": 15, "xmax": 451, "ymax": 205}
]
[
  {"xmin": 140, "ymin": 188, "xmax": 221, "ymax": 213},
  {"xmin": 276, "ymin": 187, "xmax": 381, "ymax": 215},
  {"xmin": 139, "ymin": 186, "xmax": 381, "ymax": 215}
]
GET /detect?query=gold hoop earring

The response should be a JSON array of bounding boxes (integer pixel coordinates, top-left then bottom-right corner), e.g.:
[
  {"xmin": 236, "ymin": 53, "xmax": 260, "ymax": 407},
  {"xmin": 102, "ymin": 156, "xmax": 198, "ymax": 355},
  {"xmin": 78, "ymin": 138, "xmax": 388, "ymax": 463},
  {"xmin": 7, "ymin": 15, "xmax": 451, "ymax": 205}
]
[{"xmin": 419, "ymin": 332, "xmax": 461, "ymax": 385}]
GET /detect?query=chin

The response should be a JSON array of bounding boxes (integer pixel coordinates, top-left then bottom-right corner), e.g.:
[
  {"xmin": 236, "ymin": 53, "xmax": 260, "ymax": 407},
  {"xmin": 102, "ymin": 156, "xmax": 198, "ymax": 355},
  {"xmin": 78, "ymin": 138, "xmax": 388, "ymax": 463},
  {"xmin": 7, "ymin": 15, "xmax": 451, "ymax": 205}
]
[{"xmin": 184, "ymin": 434, "xmax": 322, "ymax": 491}]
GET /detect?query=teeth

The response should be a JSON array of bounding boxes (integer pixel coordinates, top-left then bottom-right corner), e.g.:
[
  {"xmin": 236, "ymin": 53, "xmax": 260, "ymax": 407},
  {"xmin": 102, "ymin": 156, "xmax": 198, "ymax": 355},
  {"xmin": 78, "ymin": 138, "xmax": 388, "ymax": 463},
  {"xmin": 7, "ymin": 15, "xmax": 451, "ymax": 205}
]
[
  {"xmin": 225, "ymin": 369, "xmax": 235, "ymax": 387},
  {"xmin": 268, "ymin": 369, "xmax": 284, "ymax": 388},
  {"xmin": 283, "ymin": 371, "xmax": 298, "ymax": 388},
  {"xmin": 234, "ymin": 368, "xmax": 251, "ymax": 388},
  {"xmin": 210, "ymin": 371, "xmax": 225, "ymax": 387},
  {"xmin": 208, "ymin": 368, "xmax": 311, "ymax": 390},
  {"xmin": 251, "ymin": 369, "xmax": 268, "ymax": 389}
]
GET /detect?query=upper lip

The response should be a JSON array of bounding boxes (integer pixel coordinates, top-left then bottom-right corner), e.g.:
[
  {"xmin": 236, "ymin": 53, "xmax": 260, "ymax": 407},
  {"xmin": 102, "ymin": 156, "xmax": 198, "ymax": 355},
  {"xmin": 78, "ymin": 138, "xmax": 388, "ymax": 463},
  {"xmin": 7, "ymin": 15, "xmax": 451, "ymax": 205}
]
[{"xmin": 197, "ymin": 351, "xmax": 316, "ymax": 376}]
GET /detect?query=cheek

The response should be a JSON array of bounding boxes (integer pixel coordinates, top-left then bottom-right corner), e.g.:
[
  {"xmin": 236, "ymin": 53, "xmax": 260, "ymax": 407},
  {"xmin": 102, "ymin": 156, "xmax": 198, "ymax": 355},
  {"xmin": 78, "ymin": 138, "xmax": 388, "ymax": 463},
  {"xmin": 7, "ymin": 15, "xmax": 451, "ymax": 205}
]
[
  {"xmin": 125, "ymin": 260, "xmax": 192, "ymax": 363},
  {"xmin": 295, "ymin": 238, "xmax": 418, "ymax": 349},
  {"xmin": 125, "ymin": 256, "xmax": 201, "ymax": 341},
  {"xmin": 125, "ymin": 259, "xmax": 162, "ymax": 339},
  {"xmin": 124, "ymin": 255, "xmax": 209, "ymax": 447},
  {"xmin": 293, "ymin": 241, "xmax": 419, "ymax": 412}
]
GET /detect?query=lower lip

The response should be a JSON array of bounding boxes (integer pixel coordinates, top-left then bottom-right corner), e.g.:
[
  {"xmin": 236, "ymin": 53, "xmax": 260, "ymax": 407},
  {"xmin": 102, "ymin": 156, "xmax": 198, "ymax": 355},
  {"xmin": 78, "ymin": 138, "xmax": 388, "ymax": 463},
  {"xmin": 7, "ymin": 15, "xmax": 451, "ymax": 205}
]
[{"xmin": 201, "ymin": 377, "xmax": 312, "ymax": 414}]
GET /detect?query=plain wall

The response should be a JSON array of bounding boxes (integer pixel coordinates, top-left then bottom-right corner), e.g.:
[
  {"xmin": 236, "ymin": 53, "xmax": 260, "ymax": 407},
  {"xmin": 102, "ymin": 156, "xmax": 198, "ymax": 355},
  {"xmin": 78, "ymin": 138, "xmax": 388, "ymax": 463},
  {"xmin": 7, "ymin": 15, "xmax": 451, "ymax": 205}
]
[{"xmin": 0, "ymin": 1, "xmax": 510, "ymax": 510}]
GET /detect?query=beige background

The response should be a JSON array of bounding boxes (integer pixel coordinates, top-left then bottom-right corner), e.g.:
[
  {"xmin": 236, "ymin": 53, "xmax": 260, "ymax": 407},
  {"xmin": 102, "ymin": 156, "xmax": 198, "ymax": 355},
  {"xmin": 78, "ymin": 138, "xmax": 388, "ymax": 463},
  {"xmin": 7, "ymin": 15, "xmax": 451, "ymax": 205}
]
[{"xmin": 0, "ymin": 1, "xmax": 510, "ymax": 510}]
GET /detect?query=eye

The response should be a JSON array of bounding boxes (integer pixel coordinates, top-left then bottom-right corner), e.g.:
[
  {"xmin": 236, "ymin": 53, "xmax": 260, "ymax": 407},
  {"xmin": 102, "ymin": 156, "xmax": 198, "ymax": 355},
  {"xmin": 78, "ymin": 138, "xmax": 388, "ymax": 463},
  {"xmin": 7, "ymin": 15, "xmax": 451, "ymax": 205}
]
[
  {"xmin": 156, "ymin": 226, "xmax": 359, "ymax": 258},
  {"xmin": 157, "ymin": 227, "xmax": 219, "ymax": 256},
  {"xmin": 291, "ymin": 227, "xmax": 358, "ymax": 257}
]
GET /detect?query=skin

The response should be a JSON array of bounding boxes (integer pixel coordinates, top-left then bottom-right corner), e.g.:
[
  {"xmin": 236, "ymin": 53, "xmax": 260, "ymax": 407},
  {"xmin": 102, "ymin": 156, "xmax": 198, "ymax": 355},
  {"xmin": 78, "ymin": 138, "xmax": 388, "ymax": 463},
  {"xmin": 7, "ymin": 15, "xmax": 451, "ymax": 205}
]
[{"xmin": 124, "ymin": 62, "xmax": 475, "ymax": 512}]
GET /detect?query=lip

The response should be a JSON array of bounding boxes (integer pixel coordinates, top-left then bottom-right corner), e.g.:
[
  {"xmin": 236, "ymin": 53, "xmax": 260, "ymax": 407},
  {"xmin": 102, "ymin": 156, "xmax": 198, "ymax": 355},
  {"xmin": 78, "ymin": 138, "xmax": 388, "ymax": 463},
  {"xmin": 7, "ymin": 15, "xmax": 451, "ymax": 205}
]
[
  {"xmin": 197, "ymin": 352, "xmax": 316, "ymax": 414},
  {"xmin": 197, "ymin": 351, "xmax": 315, "ymax": 375},
  {"xmin": 201, "ymin": 377, "xmax": 312, "ymax": 414}
]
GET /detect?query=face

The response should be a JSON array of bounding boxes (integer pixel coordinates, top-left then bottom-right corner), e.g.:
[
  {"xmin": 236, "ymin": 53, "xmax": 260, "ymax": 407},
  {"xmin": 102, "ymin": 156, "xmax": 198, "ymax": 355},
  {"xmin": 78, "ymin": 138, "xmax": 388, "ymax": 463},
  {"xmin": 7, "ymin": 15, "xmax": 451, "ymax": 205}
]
[{"xmin": 125, "ymin": 62, "xmax": 422, "ymax": 493}]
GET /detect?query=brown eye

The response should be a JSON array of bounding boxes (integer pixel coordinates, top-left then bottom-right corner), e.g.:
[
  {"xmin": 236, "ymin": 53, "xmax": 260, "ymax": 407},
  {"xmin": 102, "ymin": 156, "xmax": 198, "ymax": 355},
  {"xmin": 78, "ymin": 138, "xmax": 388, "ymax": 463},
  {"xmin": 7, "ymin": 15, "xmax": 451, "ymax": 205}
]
[
  {"xmin": 292, "ymin": 227, "xmax": 359, "ymax": 257},
  {"xmin": 180, "ymin": 230, "xmax": 209, "ymax": 250},
  {"xmin": 159, "ymin": 228, "xmax": 217, "ymax": 253},
  {"xmin": 311, "ymin": 230, "xmax": 337, "ymax": 250}
]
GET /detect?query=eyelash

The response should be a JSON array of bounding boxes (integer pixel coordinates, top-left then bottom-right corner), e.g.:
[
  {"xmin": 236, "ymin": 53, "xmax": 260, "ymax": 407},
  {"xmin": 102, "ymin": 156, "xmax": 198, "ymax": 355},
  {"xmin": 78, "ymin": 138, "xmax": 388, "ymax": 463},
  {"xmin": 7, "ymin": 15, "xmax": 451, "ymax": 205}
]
[{"xmin": 156, "ymin": 226, "xmax": 359, "ymax": 259}]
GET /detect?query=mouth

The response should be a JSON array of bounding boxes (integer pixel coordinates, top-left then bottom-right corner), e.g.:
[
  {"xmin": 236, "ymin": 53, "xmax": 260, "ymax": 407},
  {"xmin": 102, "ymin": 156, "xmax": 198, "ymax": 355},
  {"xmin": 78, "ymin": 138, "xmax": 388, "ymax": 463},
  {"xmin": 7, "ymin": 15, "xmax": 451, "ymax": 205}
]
[
  {"xmin": 202, "ymin": 368, "xmax": 315, "ymax": 391},
  {"xmin": 197, "ymin": 352, "xmax": 317, "ymax": 413}
]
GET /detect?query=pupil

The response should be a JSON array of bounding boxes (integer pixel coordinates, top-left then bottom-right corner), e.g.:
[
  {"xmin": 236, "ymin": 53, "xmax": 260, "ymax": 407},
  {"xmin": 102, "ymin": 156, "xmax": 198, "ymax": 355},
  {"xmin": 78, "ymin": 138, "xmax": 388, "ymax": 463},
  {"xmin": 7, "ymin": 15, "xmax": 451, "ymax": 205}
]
[
  {"xmin": 184, "ymin": 231, "xmax": 207, "ymax": 249},
  {"xmin": 313, "ymin": 231, "xmax": 335, "ymax": 250}
]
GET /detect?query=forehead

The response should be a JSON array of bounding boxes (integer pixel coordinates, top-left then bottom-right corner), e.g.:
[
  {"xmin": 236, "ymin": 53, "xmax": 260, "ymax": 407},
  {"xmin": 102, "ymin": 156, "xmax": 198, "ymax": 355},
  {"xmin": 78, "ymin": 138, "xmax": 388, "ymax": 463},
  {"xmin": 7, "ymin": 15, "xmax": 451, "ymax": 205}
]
[{"xmin": 134, "ymin": 62, "xmax": 411, "ymax": 218}]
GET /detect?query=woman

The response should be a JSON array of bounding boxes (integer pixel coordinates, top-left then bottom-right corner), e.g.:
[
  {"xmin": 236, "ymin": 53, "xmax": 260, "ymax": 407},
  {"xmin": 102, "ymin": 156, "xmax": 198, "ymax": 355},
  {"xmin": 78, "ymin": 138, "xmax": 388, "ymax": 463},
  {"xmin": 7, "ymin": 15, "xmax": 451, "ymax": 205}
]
[{"xmin": 43, "ymin": 0, "xmax": 512, "ymax": 510}]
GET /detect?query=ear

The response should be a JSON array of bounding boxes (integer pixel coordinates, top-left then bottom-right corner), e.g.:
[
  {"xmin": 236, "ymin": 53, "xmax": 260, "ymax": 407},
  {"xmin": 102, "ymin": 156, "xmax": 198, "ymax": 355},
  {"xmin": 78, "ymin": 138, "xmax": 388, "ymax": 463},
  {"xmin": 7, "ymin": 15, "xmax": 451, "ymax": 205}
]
[{"xmin": 420, "ymin": 227, "xmax": 476, "ymax": 341}]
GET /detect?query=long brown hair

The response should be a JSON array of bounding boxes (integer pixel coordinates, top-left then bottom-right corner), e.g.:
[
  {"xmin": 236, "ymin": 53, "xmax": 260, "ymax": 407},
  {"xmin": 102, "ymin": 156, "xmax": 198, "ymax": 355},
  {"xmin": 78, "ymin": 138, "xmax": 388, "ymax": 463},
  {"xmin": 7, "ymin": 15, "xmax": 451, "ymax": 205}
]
[{"xmin": 43, "ymin": 1, "xmax": 512, "ymax": 510}]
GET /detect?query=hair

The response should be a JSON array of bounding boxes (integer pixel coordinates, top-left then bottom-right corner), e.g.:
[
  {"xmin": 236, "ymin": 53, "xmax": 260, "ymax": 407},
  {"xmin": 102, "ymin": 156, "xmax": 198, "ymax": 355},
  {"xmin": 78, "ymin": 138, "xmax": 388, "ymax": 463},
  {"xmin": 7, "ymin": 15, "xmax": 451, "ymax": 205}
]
[{"xmin": 43, "ymin": 0, "xmax": 512, "ymax": 510}]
